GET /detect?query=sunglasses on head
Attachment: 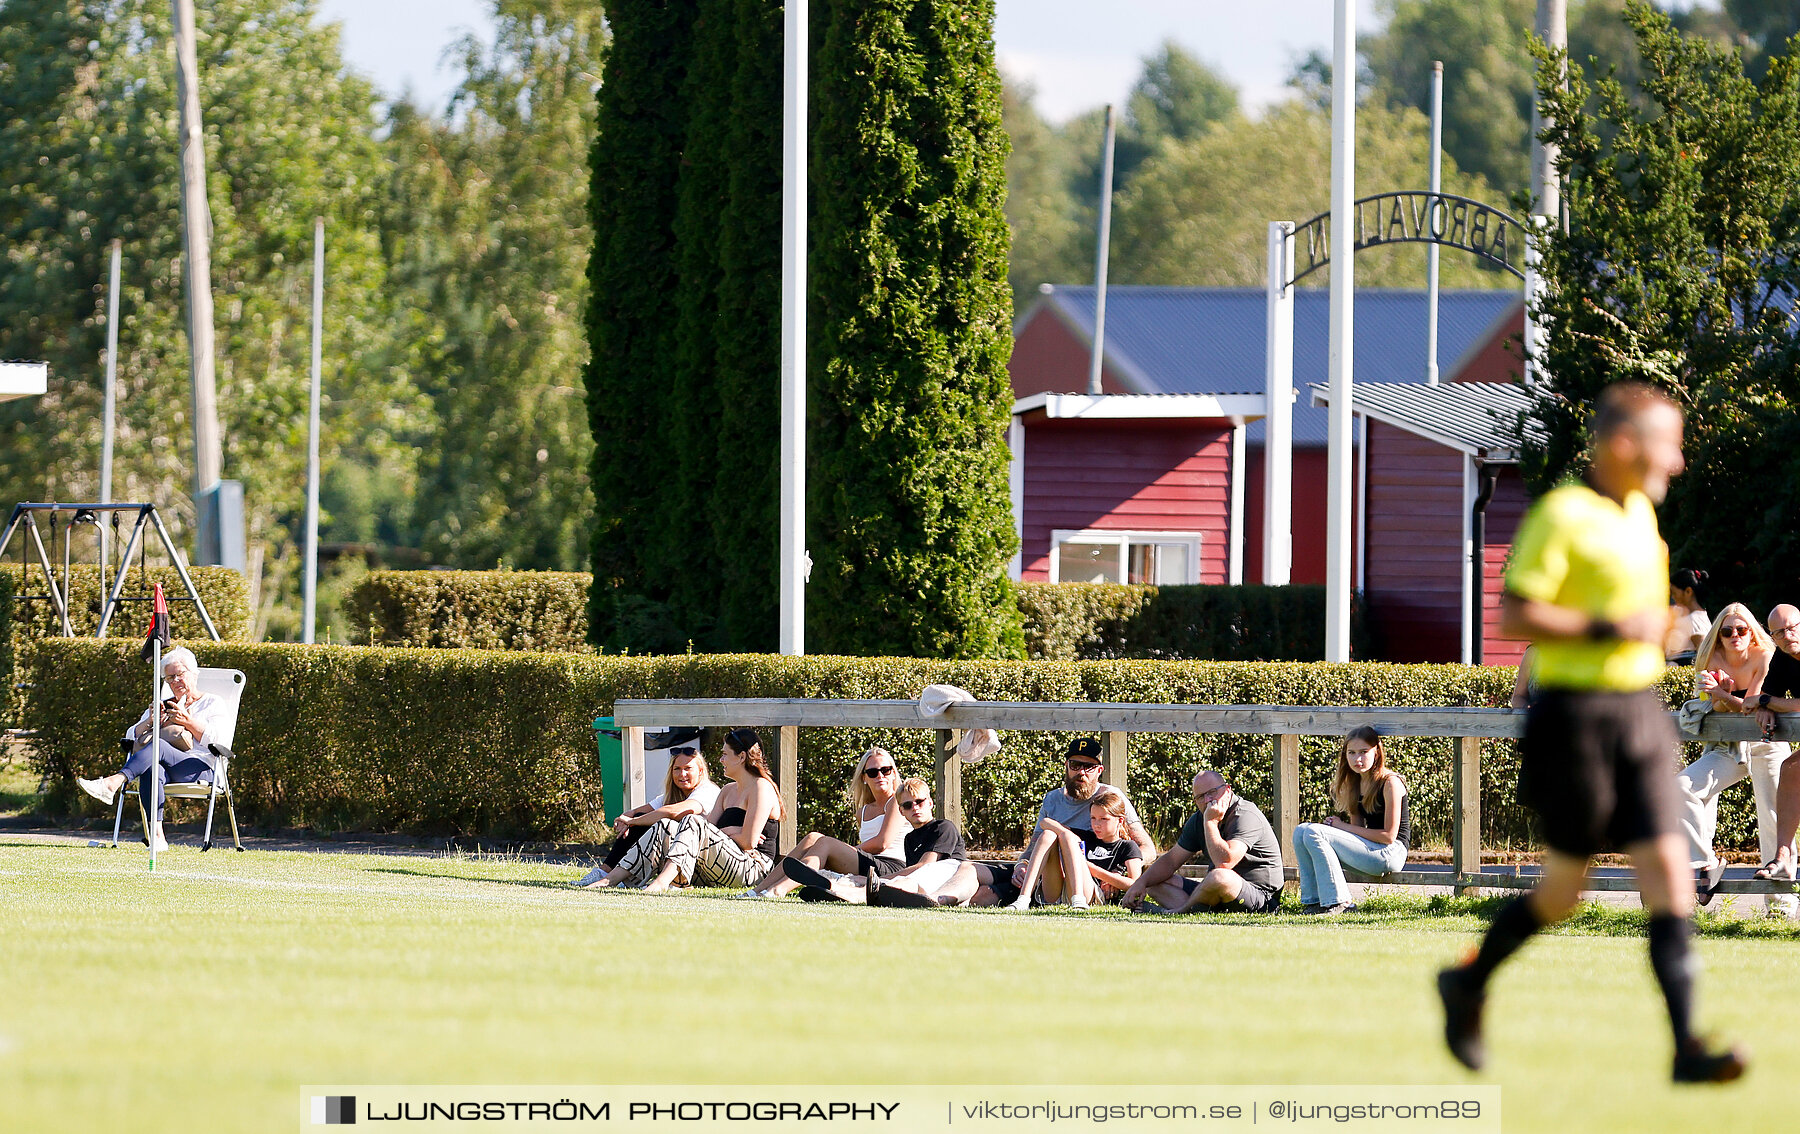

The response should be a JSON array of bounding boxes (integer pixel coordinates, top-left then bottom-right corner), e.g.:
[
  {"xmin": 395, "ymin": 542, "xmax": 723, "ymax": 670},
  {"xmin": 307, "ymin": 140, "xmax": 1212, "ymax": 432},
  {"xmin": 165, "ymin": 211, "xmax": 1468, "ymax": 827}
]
[
  {"xmin": 864, "ymin": 764, "xmax": 896, "ymax": 778},
  {"xmin": 670, "ymin": 746, "xmax": 699, "ymax": 756}
]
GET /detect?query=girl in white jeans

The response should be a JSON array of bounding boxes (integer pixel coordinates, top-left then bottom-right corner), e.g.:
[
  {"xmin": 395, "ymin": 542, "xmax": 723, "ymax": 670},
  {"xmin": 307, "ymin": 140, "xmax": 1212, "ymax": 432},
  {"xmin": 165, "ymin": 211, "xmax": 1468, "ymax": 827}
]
[{"xmin": 1292, "ymin": 726, "xmax": 1411, "ymax": 915}]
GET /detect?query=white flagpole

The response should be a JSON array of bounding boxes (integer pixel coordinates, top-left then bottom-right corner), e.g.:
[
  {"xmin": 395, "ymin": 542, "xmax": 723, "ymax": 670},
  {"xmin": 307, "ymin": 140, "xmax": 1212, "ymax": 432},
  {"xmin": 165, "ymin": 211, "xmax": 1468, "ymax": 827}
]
[
  {"xmin": 303, "ymin": 218, "xmax": 324, "ymax": 644},
  {"xmin": 1325, "ymin": 0, "xmax": 1357, "ymax": 661},
  {"xmin": 148, "ymin": 637, "xmax": 160, "ymax": 872},
  {"xmin": 779, "ymin": 0, "xmax": 808, "ymax": 656}
]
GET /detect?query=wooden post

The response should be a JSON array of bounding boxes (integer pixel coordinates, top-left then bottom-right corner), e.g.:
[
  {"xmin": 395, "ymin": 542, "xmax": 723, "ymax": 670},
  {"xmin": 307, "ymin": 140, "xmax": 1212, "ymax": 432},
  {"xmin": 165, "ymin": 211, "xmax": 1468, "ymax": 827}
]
[
  {"xmin": 935, "ymin": 728, "xmax": 962, "ymax": 829},
  {"xmin": 1453, "ymin": 734, "xmax": 1481, "ymax": 895},
  {"xmin": 1270, "ymin": 733, "xmax": 1301, "ymax": 873},
  {"xmin": 1102, "ymin": 731, "xmax": 1129, "ymax": 795},
  {"xmin": 622, "ymin": 726, "xmax": 647, "ymax": 811},
  {"xmin": 777, "ymin": 725, "xmax": 799, "ymax": 854}
]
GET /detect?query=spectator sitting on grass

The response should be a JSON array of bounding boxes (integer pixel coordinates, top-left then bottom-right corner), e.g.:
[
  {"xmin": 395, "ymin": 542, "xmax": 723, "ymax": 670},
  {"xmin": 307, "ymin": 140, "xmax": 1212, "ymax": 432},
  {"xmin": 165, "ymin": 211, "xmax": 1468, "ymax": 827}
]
[
  {"xmin": 606, "ymin": 727, "xmax": 784, "ymax": 892},
  {"xmin": 575, "ymin": 743, "xmax": 719, "ymax": 889},
  {"xmin": 1004, "ymin": 788, "xmax": 1144, "ymax": 912},
  {"xmin": 974, "ymin": 737, "xmax": 1154, "ymax": 907},
  {"xmin": 832, "ymin": 778, "xmax": 972, "ymax": 906},
  {"xmin": 1290, "ymin": 726, "xmax": 1411, "ymax": 915},
  {"xmin": 77, "ymin": 646, "xmax": 230, "ymax": 854},
  {"xmin": 744, "ymin": 747, "xmax": 907, "ymax": 899},
  {"xmin": 1118, "ymin": 770, "xmax": 1283, "ymax": 914}
]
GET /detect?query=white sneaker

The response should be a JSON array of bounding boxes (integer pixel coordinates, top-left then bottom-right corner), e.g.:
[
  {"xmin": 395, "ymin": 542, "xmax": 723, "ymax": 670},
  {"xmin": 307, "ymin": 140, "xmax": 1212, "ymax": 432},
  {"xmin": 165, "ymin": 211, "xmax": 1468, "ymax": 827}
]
[
  {"xmin": 151, "ymin": 833, "xmax": 169, "ymax": 853},
  {"xmin": 736, "ymin": 888, "xmax": 773, "ymax": 899},
  {"xmin": 1006, "ymin": 896, "xmax": 1032, "ymax": 912},
  {"xmin": 574, "ymin": 866, "xmax": 611, "ymax": 888},
  {"xmin": 1068, "ymin": 893, "xmax": 1091, "ymax": 911},
  {"xmin": 78, "ymin": 777, "xmax": 119, "ymax": 806}
]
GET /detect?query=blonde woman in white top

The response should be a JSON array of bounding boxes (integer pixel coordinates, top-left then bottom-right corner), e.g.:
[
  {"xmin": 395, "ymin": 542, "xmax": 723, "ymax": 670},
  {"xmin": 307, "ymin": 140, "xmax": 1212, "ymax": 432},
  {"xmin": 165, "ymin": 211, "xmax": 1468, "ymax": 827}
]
[
  {"xmin": 1676, "ymin": 602, "xmax": 1794, "ymax": 914},
  {"xmin": 747, "ymin": 747, "xmax": 908, "ymax": 898}
]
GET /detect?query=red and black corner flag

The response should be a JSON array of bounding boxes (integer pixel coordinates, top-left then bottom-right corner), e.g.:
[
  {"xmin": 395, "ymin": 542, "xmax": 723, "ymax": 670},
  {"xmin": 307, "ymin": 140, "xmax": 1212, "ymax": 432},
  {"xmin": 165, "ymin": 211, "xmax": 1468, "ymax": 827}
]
[{"xmin": 141, "ymin": 583, "xmax": 172, "ymax": 662}]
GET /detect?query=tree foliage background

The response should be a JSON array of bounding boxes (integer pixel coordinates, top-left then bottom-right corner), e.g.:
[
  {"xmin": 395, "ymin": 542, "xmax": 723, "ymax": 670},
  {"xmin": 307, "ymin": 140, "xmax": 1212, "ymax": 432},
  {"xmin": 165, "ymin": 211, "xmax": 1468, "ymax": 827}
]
[
  {"xmin": 1522, "ymin": 1, "xmax": 1800, "ymax": 618},
  {"xmin": 0, "ymin": 0, "xmax": 600, "ymax": 641},
  {"xmin": 8, "ymin": 0, "xmax": 1798, "ymax": 646}
]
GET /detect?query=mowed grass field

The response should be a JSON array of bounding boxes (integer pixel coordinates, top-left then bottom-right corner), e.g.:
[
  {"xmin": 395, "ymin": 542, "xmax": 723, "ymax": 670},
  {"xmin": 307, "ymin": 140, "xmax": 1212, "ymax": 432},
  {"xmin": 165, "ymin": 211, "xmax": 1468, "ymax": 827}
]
[{"xmin": 4, "ymin": 836, "xmax": 1795, "ymax": 1134}]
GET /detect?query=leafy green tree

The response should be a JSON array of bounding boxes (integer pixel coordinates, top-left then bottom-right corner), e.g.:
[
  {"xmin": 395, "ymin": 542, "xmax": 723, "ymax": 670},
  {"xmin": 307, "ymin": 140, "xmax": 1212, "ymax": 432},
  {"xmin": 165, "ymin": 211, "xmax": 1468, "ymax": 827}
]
[
  {"xmin": 1111, "ymin": 101, "xmax": 1510, "ymax": 289},
  {"xmin": 1000, "ymin": 76, "xmax": 1088, "ymax": 307},
  {"xmin": 1523, "ymin": 1, "xmax": 1800, "ymax": 615},
  {"xmin": 808, "ymin": 0, "xmax": 1023, "ymax": 659},
  {"xmin": 1361, "ymin": 0, "xmax": 1687, "ymax": 201},
  {"xmin": 0, "ymin": 0, "xmax": 415, "ymax": 639},
  {"xmin": 1114, "ymin": 41, "xmax": 1239, "ymax": 179},
  {"xmin": 585, "ymin": 0, "xmax": 698, "ymax": 648},
  {"xmin": 384, "ymin": 0, "xmax": 604, "ymax": 576},
  {"xmin": 1364, "ymin": 0, "xmax": 1538, "ymax": 195}
]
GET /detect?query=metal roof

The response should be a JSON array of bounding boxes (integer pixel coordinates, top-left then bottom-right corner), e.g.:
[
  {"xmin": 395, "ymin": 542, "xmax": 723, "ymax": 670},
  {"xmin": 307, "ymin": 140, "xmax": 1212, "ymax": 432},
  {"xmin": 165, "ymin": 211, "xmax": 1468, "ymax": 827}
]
[
  {"xmin": 1028, "ymin": 285, "xmax": 1521, "ymax": 446},
  {"xmin": 1307, "ymin": 379, "xmax": 1540, "ymax": 459}
]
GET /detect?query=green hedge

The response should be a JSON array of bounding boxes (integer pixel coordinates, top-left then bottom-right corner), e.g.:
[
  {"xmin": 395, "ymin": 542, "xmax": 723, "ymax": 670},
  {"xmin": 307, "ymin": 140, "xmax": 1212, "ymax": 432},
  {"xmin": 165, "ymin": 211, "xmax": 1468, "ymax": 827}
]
[
  {"xmin": 25, "ymin": 639, "xmax": 1739, "ymax": 853},
  {"xmin": 0, "ymin": 564, "xmax": 250, "ymax": 723},
  {"xmin": 1017, "ymin": 582, "xmax": 1371, "ymax": 661},
  {"xmin": 344, "ymin": 570, "xmax": 591, "ymax": 651},
  {"xmin": 348, "ymin": 571, "xmax": 1366, "ymax": 663}
]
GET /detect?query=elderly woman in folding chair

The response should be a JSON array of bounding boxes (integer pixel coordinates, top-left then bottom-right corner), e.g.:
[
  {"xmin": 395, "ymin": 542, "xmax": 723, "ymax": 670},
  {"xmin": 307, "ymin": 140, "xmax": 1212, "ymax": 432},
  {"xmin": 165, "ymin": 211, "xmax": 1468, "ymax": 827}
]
[{"xmin": 76, "ymin": 647, "xmax": 230, "ymax": 853}]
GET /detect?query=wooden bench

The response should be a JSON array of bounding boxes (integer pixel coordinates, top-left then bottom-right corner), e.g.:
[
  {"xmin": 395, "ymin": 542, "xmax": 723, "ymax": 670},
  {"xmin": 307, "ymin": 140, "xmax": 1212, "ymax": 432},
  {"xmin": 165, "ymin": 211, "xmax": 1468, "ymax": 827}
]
[{"xmin": 611, "ymin": 698, "xmax": 1800, "ymax": 899}]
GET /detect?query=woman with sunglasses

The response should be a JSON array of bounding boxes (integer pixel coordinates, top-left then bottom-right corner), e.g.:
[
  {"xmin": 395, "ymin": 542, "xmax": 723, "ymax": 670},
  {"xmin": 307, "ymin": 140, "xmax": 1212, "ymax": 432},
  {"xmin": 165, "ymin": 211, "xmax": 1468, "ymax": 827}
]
[
  {"xmin": 613, "ymin": 727, "xmax": 785, "ymax": 892},
  {"xmin": 1675, "ymin": 604, "xmax": 1795, "ymax": 914},
  {"xmin": 746, "ymin": 747, "xmax": 908, "ymax": 898}
]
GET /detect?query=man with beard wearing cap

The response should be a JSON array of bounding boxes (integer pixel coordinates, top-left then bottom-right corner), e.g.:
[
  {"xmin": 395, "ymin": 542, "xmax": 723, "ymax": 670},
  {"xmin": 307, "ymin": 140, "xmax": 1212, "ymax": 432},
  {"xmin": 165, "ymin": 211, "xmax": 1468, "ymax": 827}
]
[{"xmin": 973, "ymin": 737, "xmax": 1155, "ymax": 907}]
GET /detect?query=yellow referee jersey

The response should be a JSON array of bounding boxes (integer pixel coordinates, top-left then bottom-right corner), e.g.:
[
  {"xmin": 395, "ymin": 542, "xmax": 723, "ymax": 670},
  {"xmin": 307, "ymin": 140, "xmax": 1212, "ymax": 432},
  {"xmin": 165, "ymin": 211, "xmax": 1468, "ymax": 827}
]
[{"xmin": 1504, "ymin": 482, "xmax": 1669, "ymax": 691}]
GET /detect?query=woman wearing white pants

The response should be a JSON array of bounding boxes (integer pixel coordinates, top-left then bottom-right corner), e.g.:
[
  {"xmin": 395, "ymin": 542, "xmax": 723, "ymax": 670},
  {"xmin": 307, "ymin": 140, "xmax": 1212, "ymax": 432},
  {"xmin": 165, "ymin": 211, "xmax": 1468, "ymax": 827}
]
[{"xmin": 1675, "ymin": 604, "xmax": 1796, "ymax": 916}]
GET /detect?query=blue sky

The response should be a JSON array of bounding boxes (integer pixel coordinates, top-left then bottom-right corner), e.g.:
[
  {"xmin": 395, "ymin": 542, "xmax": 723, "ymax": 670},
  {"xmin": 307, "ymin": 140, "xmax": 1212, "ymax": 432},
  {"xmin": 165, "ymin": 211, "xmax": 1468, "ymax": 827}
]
[
  {"xmin": 313, "ymin": 1, "xmax": 1723, "ymax": 122},
  {"xmin": 313, "ymin": 0, "xmax": 1383, "ymax": 121}
]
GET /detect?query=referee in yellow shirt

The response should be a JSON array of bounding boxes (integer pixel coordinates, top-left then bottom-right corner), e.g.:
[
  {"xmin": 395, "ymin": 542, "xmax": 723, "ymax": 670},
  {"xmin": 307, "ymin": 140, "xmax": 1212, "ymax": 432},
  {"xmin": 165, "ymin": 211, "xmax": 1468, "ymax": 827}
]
[{"xmin": 1436, "ymin": 382, "xmax": 1745, "ymax": 1083}]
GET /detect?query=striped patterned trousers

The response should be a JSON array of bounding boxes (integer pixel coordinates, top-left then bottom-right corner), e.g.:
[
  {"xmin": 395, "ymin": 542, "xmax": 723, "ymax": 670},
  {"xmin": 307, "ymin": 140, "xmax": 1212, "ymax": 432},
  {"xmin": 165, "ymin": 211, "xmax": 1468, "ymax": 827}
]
[{"xmin": 615, "ymin": 815, "xmax": 774, "ymax": 889}]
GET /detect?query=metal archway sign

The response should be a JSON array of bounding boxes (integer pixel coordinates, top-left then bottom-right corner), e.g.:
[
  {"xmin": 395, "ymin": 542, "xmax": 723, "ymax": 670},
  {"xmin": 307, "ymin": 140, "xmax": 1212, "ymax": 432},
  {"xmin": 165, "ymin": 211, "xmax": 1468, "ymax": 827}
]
[
  {"xmin": 1258, "ymin": 190, "xmax": 1527, "ymax": 594},
  {"xmin": 1289, "ymin": 191, "xmax": 1526, "ymax": 285}
]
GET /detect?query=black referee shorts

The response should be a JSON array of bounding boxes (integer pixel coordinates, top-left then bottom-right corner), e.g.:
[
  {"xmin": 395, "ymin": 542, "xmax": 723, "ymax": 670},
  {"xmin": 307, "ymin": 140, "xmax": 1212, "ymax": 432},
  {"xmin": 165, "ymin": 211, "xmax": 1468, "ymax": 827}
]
[{"xmin": 1519, "ymin": 688, "xmax": 1680, "ymax": 858}]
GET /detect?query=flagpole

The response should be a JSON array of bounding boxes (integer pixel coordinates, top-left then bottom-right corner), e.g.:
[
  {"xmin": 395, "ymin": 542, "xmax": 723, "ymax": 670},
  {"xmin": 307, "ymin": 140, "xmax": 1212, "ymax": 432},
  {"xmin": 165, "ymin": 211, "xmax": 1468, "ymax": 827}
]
[{"xmin": 148, "ymin": 633, "xmax": 160, "ymax": 873}]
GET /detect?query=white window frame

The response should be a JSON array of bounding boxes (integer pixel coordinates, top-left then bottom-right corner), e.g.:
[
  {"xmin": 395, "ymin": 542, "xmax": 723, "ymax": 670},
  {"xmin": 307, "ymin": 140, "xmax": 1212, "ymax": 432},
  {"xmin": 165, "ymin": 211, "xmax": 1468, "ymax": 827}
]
[{"xmin": 1047, "ymin": 529, "xmax": 1203, "ymax": 586}]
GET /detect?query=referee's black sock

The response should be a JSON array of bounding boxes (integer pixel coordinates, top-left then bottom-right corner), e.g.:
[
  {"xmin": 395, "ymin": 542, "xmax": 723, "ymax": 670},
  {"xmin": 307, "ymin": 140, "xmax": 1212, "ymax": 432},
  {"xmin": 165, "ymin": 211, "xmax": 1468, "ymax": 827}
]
[
  {"xmin": 1647, "ymin": 913, "xmax": 1696, "ymax": 1048},
  {"xmin": 1463, "ymin": 896, "xmax": 1544, "ymax": 988}
]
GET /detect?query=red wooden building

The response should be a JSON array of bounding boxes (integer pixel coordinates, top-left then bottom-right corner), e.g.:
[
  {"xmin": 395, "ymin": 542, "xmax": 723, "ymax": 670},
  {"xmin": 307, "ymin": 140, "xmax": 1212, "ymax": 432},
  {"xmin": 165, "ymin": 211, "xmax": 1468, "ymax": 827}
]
[{"xmin": 1008, "ymin": 284, "xmax": 1532, "ymax": 663}]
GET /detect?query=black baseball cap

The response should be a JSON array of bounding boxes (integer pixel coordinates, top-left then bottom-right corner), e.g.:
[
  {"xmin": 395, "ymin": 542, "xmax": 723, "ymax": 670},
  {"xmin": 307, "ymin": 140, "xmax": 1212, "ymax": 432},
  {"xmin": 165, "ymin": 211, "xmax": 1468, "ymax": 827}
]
[{"xmin": 1065, "ymin": 737, "xmax": 1102, "ymax": 761}]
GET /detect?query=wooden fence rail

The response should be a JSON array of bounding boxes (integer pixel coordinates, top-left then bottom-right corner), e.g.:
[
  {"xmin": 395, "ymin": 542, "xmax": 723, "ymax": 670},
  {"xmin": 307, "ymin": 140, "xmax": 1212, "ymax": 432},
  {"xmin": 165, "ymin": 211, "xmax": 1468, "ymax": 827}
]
[{"xmin": 612, "ymin": 698, "xmax": 1800, "ymax": 898}]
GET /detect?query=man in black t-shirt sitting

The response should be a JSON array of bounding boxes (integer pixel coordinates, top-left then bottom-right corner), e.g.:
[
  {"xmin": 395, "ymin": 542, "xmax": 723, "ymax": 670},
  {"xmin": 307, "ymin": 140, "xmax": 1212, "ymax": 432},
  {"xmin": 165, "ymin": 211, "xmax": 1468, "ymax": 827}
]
[{"xmin": 1119, "ymin": 770, "xmax": 1284, "ymax": 914}]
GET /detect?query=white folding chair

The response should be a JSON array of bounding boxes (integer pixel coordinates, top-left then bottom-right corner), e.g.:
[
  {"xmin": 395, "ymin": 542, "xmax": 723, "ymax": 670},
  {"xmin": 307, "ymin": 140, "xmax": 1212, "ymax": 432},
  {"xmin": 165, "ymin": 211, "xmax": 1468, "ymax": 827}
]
[{"xmin": 110, "ymin": 667, "xmax": 247, "ymax": 852}]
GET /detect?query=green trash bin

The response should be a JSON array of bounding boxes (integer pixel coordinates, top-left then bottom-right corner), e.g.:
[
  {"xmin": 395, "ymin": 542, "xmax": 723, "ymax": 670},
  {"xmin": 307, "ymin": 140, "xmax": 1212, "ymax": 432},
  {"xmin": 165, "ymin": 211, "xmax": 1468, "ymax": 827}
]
[{"xmin": 593, "ymin": 716, "xmax": 624, "ymax": 825}]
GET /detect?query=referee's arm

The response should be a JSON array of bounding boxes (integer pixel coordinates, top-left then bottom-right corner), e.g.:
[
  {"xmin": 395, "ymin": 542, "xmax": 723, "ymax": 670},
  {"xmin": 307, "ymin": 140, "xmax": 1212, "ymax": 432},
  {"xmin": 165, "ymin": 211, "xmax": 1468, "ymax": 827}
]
[{"xmin": 1500, "ymin": 591, "xmax": 1670, "ymax": 645}]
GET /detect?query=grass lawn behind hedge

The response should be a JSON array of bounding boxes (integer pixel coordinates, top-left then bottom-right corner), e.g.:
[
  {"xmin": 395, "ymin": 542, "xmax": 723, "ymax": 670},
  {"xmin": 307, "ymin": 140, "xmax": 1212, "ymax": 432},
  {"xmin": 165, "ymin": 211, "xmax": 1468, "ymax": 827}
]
[{"xmin": 4, "ymin": 838, "xmax": 1793, "ymax": 1133}]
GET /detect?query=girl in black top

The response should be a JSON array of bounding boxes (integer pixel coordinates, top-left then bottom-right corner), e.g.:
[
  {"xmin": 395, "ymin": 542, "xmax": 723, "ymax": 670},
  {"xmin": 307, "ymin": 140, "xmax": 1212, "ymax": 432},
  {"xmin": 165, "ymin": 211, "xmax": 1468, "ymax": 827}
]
[
  {"xmin": 1291, "ymin": 726, "xmax": 1410, "ymax": 914},
  {"xmin": 1008, "ymin": 789, "xmax": 1143, "ymax": 911}
]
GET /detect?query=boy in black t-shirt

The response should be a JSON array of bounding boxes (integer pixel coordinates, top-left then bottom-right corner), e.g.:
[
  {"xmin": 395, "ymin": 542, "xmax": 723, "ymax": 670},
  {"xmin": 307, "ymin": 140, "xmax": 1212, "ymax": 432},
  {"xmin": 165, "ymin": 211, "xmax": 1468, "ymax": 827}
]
[{"xmin": 864, "ymin": 780, "xmax": 974, "ymax": 908}]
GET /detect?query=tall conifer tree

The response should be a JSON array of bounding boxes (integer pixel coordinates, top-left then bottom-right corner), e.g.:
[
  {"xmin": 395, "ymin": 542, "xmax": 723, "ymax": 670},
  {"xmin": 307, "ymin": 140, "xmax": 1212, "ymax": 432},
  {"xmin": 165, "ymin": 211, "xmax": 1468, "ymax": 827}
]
[
  {"xmin": 586, "ymin": 0, "xmax": 699, "ymax": 649},
  {"xmin": 807, "ymin": 0, "xmax": 1023, "ymax": 658}
]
